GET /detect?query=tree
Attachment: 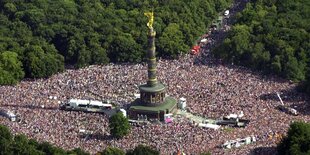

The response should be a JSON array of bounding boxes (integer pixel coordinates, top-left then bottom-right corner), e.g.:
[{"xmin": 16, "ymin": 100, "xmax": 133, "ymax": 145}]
[
  {"xmin": 108, "ymin": 34, "xmax": 142, "ymax": 63},
  {"xmin": 277, "ymin": 122, "xmax": 310, "ymax": 155},
  {"xmin": 67, "ymin": 148, "xmax": 90, "ymax": 155},
  {"xmin": 23, "ymin": 46, "xmax": 46, "ymax": 78},
  {"xmin": 158, "ymin": 23, "xmax": 189, "ymax": 59},
  {"xmin": 126, "ymin": 145, "xmax": 159, "ymax": 155},
  {"xmin": 213, "ymin": 0, "xmax": 310, "ymax": 95},
  {"xmin": 305, "ymin": 66, "xmax": 310, "ymax": 96},
  {"xmin": 0, "ymin": 51, "xmax": 24, "ymax": 85},
  {"xmin": 11, "ymin": 134, "xmax": 43, "ymax": 155},
  {"xmin": 229, "ymin": 25, "xmax": 251, "ymax": 63},
  {"xmin": 109, "ymin": 112, "xmax": 130, "ymax": 139},
  {"xmin": 0, "ymin": 125, "xmax": 13, "ymax": 155},
  {"xmin": 0, "ymin": 67, "xmax": 19, "ymax": 86},
  {"xmin": 0, "ymin": 0, "xmax": 233, "ymax": 84},
  {"xmin": 270, "ymin": 55, "xmax": 282, "ymax": 74},
  {"xmin": 99, "ymin": 147, "xmax": 125, "ymax": 155},
  {"xmin": 23, "ymin": 44, "xmax": 64, "ymax": 78},
  {"xmin": 283, "ymin": 56, "xmax": 304, "ymax": 82},
  {"xmin": 36, "ymin": 141, "xmax": 67, "ymax": 155}
]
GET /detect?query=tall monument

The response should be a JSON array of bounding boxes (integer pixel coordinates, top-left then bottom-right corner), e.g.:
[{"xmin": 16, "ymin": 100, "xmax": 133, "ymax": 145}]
[{"xmin": 129, "ymin": 12, "xmax": 177, "ymax": 121}]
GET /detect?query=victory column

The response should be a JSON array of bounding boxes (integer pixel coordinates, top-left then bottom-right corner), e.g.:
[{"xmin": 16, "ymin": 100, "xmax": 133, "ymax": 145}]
[{"xmin": 128, "ymin": 12, "xmax": 177, "ymax": 121}]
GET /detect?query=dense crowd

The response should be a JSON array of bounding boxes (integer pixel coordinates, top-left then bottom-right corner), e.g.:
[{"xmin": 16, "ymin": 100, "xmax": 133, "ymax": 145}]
[
  {"xmin": 0, "ymin": 1, "xmax": 309, "ymax": 155},
  {"xmin": 1, "ymin": 45, "xmax": 309, "ymax": 155}
]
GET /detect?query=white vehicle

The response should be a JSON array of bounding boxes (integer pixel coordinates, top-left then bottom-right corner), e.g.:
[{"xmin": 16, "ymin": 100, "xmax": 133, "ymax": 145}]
[
  {"xmin": 200, "ymin": 38, "xmax": 208, "ymax": 43},
  {"xmin": 79, "ymin": 129, "xmax": 86, "ymax": 133},
  {"xmin": 178, "ymin": 97, "xmax": 187, "ymax": 110},
  {"xmin": 224, "ymin": 10, "xmax": 230, "ymax": 16},
  {"xmin": 0, "ymin": 109, "xmax": 17, "ymax": 121}
]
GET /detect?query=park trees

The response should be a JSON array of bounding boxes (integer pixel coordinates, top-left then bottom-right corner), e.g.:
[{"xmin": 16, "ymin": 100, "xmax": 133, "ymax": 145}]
[
  {"xmin": 35, "ymin": 141, "xmax": 67, "ymax": 155},
  {"xmin": 108, "ymin": 34, "xmax": 143, "ymax": 63},
  {"xmin": 0, "ymin": 51, "xmax": 24, "ymax": 85},
  {"xmin": 11, "ymin": 134, "xmax": 43, "ymax": 155},
  {"xmin": 158, "ymin": 23, "xmax": 189, "ymax": 58},
  {"xmin": 126, "ymin": 145, "xmax": 159, "ymax": 155},
  {"xmin": 0, "ymin": 125, "xmax": 13, "ymax": 155},
  {"xmin": 67, "ymin": 148, "xmax": 90, "ymax": 155},
  {"xmin": 277, "ymin": 122, "xmax": 310, "ymax": 155},
  {"xmin": 0, "ymin": 0, "xmax": 232, "ymax": 84},
  {"xmin": 100, "ymin": 147, "xmax": 125, "ymax": 155},
  {"xmin": 109, "ymin": 112, "xmax": 130, "ymax": 139},
  {"xmin": 23, "ymin": 44, "xmax": 64, "ymax": 78},
  {"xmin": 213, "ymin": 0, "xmax": 310, "ymax": 93},
  {"xmin": 305, "ymin": 65, "xmax": 310, "ymax": 96}
]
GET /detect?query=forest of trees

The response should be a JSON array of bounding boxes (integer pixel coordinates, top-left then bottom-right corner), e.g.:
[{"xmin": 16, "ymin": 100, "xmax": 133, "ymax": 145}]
[
  {"xmin": 213, "ymin": 0, "xmax": 310, "ymax": 95},
  {"xmin": 0, "ymin": 0, "xmax": 232, "ymax": 84}
]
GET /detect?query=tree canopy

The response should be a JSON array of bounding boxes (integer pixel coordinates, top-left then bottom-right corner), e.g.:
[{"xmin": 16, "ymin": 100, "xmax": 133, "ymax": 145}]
[
  {"xmin": 213, "ymin": 0, "xmax": 310, "ymax": 94},
  {"xmin": 109, "ymin": 112, "xmax": 130, "ymax": 139},
  {"xmin": 100, "ymin": 147, "xmax": 125, "ymax": 155},
  {"xmin": 0, "ymin": 124, "xmax": 13, "ymax": 155},
  {"xmin": 277, "ymin": 121, "xmax": 310, "ymax": 155},
  {"xmin": 0, "ymin": 51, "xmax": 24, "ymax": 85},
  {"xmin": 126, "ymin": 145, "xmax": 159, "ymax": 155},
  {"xmin": 0, "ymin": 0, "xmax": 232, "ymax": 85}
]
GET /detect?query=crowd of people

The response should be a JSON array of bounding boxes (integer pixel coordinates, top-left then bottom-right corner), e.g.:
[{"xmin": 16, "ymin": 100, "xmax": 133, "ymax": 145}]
[{"xmin": 0, "ymin": 0, "xmax": 309, "ymax": 155}]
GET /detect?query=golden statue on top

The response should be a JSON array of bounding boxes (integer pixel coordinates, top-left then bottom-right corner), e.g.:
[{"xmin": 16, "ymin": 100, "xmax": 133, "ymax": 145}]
[{"xmin": 144, "ymin": 11, "xmax": 154, "ymax": 29}]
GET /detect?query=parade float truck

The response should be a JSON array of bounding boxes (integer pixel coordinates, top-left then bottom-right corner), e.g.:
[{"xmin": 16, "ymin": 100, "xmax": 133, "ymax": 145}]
[
  {"xmin": 215, "ymin": 112, "xmax": 250, "ymax": 127},
  {"xmin": 60, "ymin": 99, "xmax": 113, "ymax": 113}
]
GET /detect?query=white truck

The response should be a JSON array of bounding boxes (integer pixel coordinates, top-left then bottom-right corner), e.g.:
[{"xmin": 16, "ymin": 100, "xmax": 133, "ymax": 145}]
[{"xmin": 224, "ymin": 10, "xmax": 230, "ymax": 16}]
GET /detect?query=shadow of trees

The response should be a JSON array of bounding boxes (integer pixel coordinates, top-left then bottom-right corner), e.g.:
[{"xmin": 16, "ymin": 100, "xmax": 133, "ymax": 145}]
[
  {"xmin": 259, "ymin": 86, "xmax": 306, "ymax": 103},
  {"xmin": 259, "ymin": 87, "xmax": 310, "ymax": 115}
]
